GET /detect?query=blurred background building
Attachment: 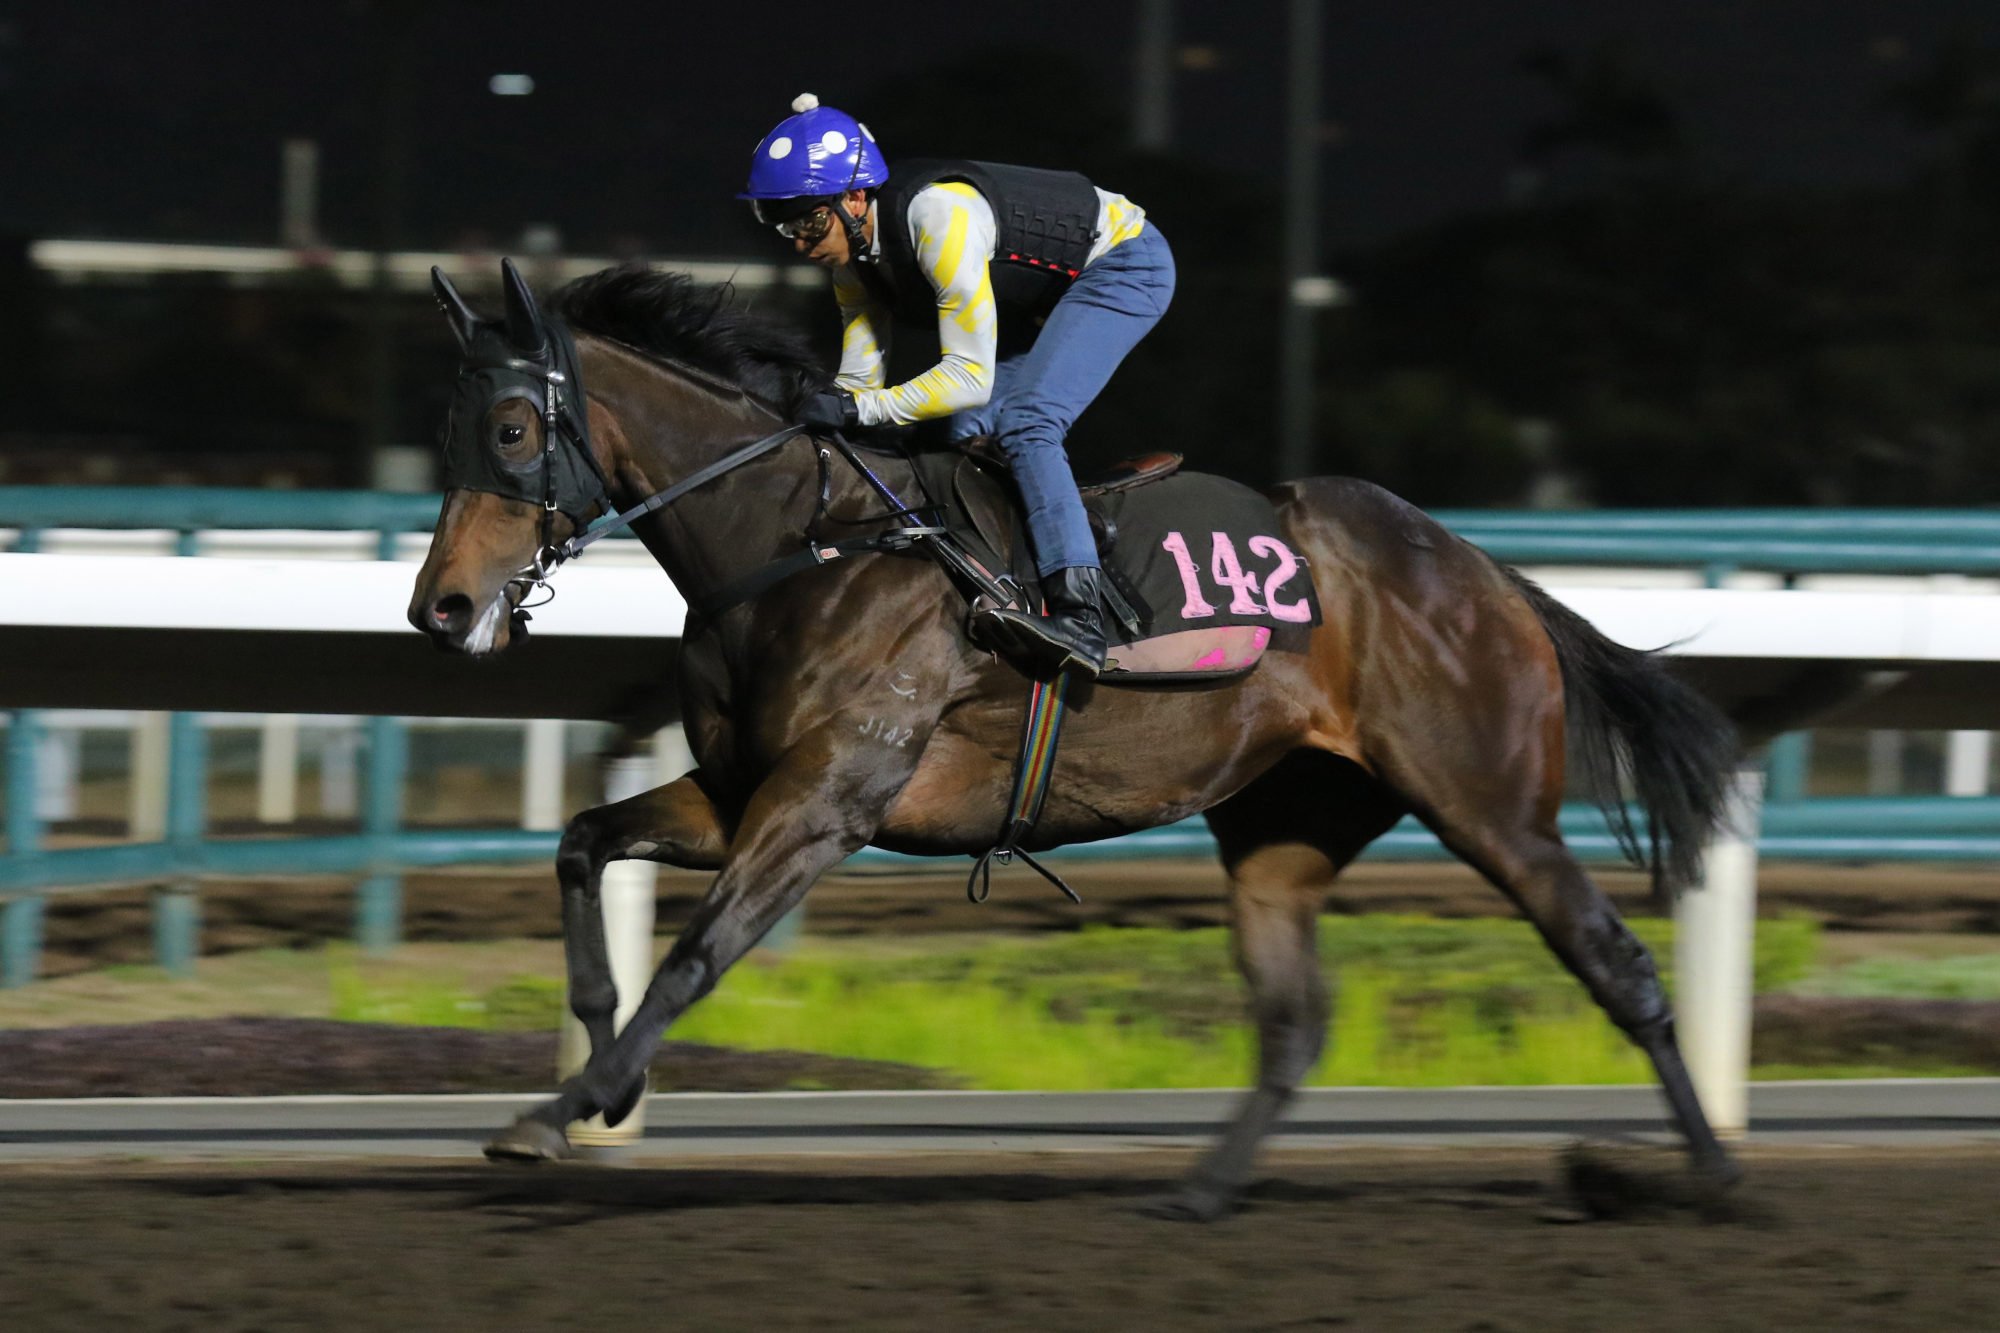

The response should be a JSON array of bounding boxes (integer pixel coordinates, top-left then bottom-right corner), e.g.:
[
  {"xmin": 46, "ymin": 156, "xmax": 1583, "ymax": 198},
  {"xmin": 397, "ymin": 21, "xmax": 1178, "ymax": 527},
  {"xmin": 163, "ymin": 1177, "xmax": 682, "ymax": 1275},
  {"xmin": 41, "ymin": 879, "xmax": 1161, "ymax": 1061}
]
[{"xmin": 6, "ymin": 0, "xmax": 2000, "ymax": 504}]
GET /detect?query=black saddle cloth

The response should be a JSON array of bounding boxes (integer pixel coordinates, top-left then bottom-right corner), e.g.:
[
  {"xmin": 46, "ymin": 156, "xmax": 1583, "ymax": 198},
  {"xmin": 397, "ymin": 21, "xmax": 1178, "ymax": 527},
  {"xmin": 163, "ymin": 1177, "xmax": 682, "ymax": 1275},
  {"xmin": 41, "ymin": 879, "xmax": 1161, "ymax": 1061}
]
[{"xmin": 910, "ymin": 442, "xmax": 1322, "ymax": 651}]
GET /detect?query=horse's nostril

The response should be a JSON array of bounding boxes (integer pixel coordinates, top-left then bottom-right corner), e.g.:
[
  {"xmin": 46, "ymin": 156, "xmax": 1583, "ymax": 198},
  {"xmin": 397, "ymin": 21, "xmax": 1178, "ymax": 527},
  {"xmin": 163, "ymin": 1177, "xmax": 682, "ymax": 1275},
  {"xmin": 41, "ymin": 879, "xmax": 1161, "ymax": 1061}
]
[{"xmin": 431, "ymin": 594, "xmax": 474, "ymax": 632}]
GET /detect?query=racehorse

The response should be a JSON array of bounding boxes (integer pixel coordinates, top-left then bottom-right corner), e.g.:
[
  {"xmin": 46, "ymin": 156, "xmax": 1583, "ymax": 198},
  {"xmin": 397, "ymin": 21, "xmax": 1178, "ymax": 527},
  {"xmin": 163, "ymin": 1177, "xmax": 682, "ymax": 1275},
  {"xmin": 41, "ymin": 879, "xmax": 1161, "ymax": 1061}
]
[{"xmin": 409, "ymin": 260, "xmax": 1742, "ymax": 1220}]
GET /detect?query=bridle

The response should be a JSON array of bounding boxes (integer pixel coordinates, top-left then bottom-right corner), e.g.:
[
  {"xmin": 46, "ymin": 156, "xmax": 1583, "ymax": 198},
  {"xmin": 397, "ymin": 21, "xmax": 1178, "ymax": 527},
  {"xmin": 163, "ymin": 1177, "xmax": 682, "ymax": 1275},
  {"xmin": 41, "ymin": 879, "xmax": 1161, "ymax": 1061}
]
[
  {"xmin": 492, "ymin": 338, "xmax": 814, "ymax": 604},
  {"xmin": 432, "ymin": 260, "xmax": 1011, "ymax": 629}
]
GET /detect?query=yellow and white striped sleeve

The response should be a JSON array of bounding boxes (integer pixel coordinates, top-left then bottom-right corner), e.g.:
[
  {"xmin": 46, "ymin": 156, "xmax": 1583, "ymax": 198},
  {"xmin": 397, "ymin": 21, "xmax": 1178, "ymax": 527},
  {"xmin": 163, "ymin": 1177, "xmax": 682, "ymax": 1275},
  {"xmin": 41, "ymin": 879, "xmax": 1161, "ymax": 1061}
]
[
  {"xmin": 1086, "ymin": 187, "xmax": 1148, "ymax": 263},
  {"xmin": 850, "ymin": 182, "xmax": 998, "ymax": 427},
  {"xmin": 831, "ymin": 268, "xmax": 888, "ymax": 393}
]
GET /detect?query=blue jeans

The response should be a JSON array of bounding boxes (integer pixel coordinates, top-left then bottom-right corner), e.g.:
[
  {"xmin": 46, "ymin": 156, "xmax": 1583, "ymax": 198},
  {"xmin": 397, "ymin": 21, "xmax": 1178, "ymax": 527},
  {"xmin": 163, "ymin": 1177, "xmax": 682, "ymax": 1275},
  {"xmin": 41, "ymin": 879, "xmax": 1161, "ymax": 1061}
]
[{"xmin": 948, "ymin": 226, "xmax": 1176, "ymax": 575}]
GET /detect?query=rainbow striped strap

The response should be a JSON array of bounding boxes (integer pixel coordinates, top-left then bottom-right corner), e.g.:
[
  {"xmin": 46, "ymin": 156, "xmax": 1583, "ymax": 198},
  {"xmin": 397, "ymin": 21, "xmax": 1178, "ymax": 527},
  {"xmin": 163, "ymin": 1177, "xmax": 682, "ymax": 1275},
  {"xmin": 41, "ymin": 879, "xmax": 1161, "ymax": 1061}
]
[{"xmin": 965, "ymin": 671, "xmax": 1081, "ymax": 904}]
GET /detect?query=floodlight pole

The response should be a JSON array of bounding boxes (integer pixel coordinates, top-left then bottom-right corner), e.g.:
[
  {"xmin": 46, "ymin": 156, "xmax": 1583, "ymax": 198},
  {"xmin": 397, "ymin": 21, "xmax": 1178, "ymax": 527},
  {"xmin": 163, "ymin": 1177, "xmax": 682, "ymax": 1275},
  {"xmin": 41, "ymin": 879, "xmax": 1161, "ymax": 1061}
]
[
  {"xmin": 1134, "ymin": 0, "xmax": 1175, "ymax": 151},
  {"xmin": 1277, "ymin": 0, "xmax": 1323, "ymax": 482},
  {"xmin": 363, "ymin": 2, "xmax": 416, "ymax": 471}
]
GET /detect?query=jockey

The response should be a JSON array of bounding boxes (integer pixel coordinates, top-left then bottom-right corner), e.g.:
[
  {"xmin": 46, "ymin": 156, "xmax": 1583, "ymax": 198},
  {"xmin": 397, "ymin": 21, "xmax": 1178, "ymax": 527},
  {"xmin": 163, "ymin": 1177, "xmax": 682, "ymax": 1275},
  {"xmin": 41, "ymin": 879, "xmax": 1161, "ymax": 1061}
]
[{"xmin": 740, "ymin": 94, "xmax": 1176, "ymax": 678}]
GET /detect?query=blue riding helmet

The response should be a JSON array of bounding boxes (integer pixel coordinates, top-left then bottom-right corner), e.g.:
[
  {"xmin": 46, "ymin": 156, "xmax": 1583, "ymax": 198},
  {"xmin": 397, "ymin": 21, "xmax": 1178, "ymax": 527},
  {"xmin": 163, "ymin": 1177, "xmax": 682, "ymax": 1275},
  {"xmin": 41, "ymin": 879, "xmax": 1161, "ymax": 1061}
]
[{"xmin": 739, "ymin": 93, "xmax": 888, "ymax": 223}]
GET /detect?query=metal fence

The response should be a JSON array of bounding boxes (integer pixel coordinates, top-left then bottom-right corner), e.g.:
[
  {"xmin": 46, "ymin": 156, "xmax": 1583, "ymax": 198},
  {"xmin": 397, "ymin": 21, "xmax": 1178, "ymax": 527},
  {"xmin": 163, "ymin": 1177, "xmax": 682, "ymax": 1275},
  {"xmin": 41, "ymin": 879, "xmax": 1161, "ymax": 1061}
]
[{"xmin": 6, "ymin": 490, "xmax": 2000, "ymax": 986}]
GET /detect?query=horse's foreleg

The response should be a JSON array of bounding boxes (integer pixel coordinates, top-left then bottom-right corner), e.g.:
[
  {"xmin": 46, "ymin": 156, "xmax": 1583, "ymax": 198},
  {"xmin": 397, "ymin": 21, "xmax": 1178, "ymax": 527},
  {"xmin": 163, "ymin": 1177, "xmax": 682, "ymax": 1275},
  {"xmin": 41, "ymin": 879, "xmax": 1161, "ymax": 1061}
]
[
  {"xmin": 489, "ymin": 730, "xmax": 921, "ymax": 1161},
  {"xmin": 555, "ymin": 772, "xmax": 728, "ymax": 1086}
]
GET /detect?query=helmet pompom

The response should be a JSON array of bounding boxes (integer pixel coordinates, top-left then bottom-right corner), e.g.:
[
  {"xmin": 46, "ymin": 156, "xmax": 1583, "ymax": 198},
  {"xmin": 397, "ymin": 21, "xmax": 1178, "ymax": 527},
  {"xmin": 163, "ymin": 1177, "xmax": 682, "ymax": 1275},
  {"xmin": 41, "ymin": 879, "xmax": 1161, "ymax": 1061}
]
[{"xmin": 791, "ymin": 92, "xmax": 820, "ymax": 113}]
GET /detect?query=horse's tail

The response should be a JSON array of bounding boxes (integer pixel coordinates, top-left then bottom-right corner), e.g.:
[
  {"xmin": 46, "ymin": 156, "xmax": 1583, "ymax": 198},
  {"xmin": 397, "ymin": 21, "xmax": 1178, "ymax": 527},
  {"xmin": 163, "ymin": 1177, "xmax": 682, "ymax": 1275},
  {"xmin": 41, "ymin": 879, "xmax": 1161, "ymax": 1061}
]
[{"xmin": 1501, "ymin": 565, "xmax": 1741, "ymax": 900}]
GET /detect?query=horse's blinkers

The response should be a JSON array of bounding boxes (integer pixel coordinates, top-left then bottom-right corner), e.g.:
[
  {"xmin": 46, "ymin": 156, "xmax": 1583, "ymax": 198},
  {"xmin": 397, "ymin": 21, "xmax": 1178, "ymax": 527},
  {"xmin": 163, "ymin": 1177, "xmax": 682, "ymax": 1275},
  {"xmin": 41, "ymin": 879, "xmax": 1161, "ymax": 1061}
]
[{"xmin": 433, "ymin": 262, "xmax": 608, "ymax": 593}]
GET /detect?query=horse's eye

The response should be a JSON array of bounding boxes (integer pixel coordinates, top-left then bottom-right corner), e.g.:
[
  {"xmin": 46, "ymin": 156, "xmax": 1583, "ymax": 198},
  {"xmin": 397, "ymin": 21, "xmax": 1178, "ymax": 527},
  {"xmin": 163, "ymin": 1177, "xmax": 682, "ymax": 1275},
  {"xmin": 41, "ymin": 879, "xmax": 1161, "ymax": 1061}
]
[{"xmin": 498, "ymin": 424, "xmax": 525, "ymax": 446}]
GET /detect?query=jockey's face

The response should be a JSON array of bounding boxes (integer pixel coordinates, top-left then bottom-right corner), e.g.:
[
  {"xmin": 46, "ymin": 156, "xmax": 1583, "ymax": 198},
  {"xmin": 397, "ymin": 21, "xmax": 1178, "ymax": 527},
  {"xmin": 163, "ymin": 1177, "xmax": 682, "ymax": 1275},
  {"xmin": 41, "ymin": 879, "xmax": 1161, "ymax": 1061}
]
[{"xmin": 794, "ymin": 190, "xmax": 871, "ymax": 268}]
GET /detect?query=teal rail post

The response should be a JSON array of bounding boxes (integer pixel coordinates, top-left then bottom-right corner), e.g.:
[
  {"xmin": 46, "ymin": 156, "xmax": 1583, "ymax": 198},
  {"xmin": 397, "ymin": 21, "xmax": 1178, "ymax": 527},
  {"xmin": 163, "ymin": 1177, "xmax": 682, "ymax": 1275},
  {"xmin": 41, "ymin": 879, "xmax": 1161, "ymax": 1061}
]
[
  {"xmin": 356, "ymin": 715, "xmax": 408, "ymax": 953},
  {"xmin": 151, "ymin": 528, "xmax": 206, "ymax": 976},
  {"xmin": 1765, "ymin": 733, "xmax": 1811, "ymax": 804},
  {"xmin": 154, "ymin": 709, "xmax": 206, "ymax": 976},
  {"xmin": 3, "ymin": 709, "xmax": 46, "ymax": 987}
]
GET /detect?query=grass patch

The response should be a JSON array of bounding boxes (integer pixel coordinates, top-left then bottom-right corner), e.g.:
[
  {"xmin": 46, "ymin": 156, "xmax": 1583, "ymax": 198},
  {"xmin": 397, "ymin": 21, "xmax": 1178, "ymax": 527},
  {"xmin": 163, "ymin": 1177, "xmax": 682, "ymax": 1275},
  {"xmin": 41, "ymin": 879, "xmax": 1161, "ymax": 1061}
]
[
  {"xmin": 16, "ymin": 912, "xmax": 1987, "ymax": 1088},
  {"xmin": 1783, "ymin": 952, "xmax": 2000, "ymax": 1001},
  {"xmin": 659, "ymin": 915, "xmax": 1823, "ymax": 1090},
  {"xmin": 292, "ymin": 915, "xmax": 1829, "ymax": 1088}
]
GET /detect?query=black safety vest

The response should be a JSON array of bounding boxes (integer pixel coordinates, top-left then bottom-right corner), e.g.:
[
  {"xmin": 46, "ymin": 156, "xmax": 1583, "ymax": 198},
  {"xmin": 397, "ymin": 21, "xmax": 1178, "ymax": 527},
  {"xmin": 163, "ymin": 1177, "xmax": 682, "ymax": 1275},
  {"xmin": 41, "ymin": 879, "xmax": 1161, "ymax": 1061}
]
[{"xmin": 857, "ymin": 158, "xmax": 1103, "ymax": 340}]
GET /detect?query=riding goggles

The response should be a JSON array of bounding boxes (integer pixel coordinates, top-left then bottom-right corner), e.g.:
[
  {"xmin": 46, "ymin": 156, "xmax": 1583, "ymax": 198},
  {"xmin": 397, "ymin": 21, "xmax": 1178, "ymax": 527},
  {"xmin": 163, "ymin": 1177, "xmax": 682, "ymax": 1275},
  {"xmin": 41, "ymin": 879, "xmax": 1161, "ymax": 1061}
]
[{"xmin": 752, "ymin": 194, "xmax": 839, "ymax": 241}]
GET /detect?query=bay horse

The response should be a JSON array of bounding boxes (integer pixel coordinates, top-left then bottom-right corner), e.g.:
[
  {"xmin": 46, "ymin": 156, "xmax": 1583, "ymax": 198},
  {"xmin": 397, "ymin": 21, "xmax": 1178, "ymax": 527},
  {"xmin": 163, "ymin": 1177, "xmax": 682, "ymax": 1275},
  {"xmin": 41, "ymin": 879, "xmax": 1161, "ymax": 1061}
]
[{"xmin": 409, "ymin": 261, "xmax": 1741, "ymax": 1219}]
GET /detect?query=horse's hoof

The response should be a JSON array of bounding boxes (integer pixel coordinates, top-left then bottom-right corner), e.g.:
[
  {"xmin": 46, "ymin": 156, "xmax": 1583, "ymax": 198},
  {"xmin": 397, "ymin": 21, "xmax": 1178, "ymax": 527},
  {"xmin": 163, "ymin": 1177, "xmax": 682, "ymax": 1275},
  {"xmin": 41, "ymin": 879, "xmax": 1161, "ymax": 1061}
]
[
  {"xmin": 483, "ymin": 1117, "xmax": 574, "ymax": 1163},
  {"xmin": 601, "ymin": 1078, "xmax": 646, "ymax": 1130},
  {"xmin": 1562, "ymin": 1141, "xmax": 1744, "ymax": 1220},
  {"xmin": 1137, "ymin": 1180, "xmax": 1236, "ymax": 1223},
  {"xmin": 1692, "ymin": 1151, "xmax": 1744, "ymax": 1195}
]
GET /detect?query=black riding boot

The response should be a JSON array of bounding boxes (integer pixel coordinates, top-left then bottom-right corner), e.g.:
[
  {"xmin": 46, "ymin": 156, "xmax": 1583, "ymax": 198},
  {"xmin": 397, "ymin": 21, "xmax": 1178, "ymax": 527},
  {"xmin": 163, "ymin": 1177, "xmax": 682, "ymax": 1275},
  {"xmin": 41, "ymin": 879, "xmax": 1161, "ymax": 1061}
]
[{"xmin": 974, "ymin": 566, "xmax": 1110, "ymax": 678}]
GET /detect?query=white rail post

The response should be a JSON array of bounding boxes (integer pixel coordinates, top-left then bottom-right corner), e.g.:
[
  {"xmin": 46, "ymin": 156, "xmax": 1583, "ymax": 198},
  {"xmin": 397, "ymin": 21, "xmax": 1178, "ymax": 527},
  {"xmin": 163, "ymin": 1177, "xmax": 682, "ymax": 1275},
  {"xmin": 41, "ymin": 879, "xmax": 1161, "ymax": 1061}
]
[
  {"xmin": 521, "ymin": 718, "xmax": 567, "ymax": 831},
  {"xmin": 1865, "ymin": 730, "xmax": 1904, "ymax": 796},
  {"xmin": 35, "ymin": 725, "xmax": 80, "ymax": 822},
  {"xmin": 655, "ymin": 723, "xmax": 694, "ymax": 786},
  {"xmin": 560, "ymin": 742, "xmax": 661, "ymax": 1148},
  {"xmin": 129, "ymin": 711, "xmax": 171, "ymax": 840},
  {"xmin": 257, "ymin": 713, "xmax": 301, "ymax": 824},
  {"xmin": 1945, "ymin": 731, "xmax": 1992, "ymax": 797},
  {"xmin": 1675, "ymin": 765, "xmax": 1765, "ymax": 1140},
  {"xmin": 319, "ymin": 723, "xmax": 360, "ymax": 819}
]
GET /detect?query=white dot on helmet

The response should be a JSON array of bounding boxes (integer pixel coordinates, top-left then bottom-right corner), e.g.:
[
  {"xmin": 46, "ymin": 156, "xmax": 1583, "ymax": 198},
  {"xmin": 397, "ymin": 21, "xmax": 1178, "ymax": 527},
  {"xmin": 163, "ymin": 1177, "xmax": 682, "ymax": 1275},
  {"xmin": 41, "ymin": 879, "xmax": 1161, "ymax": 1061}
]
[
  {"xmin": 768, "ymin": 136, "xmax": 793, "ymax": 160},
  {"xmin": 820, "ymin": 130, "xmax": 849, "ymax": 155}
]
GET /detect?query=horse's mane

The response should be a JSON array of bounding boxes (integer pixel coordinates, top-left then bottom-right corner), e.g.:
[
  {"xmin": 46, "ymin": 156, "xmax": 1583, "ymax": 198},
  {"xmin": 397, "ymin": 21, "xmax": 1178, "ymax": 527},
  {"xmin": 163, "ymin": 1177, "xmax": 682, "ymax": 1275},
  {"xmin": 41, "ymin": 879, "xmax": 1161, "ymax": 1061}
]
[{"xmin": 551, "ymin": 264, "xmax": 827, "ymax": 414}]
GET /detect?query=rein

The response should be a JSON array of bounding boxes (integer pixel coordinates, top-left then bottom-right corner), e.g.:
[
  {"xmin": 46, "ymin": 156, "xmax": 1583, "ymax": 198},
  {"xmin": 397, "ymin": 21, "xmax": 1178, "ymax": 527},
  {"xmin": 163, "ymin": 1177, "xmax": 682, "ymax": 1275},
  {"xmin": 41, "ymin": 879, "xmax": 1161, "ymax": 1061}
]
[
  {"xmin": 450, "ymin": 303, "xmax": 1016, "ymax": 625},
  {"xmin": 520, "ymin": 399, "xmax": 1017, "ymax": 622},
  {"xmin": 560, "ymin": 424, "xmax": 809, "ymax": 562}
]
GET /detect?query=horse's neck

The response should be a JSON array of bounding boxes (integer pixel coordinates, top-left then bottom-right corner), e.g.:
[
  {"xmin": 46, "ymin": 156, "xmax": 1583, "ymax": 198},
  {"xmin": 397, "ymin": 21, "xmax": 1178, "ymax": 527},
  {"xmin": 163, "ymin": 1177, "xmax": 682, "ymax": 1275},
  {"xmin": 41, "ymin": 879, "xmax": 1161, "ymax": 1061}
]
[{"xmin": 576, "ymin": 337, "xmax": 891, "ymax": 604}]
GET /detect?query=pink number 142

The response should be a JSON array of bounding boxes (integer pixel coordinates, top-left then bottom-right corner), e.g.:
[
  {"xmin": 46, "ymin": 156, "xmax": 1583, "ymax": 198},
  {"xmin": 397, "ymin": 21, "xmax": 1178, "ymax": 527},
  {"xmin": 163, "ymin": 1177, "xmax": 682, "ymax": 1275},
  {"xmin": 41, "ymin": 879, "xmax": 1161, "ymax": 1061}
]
[{"xmin": 1160, "ymin": 531, "xmax": 1313, "ymax": 623}]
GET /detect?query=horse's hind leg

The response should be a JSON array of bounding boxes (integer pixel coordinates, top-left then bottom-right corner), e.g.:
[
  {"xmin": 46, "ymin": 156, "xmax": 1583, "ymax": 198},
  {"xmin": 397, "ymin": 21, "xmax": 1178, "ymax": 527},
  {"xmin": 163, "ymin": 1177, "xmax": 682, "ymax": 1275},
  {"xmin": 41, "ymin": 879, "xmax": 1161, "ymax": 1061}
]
[
  {"xmin": 1425, "ymin": 818, "xmax": 1736, "ymax": 1186},
  {"xmin": 1373, "ymin": 692, "xmax": 1735, "ymax": 1182},
  {"xmin": 1148, "ymin": 752, "xmax": 1404, "ymax": 1222}
]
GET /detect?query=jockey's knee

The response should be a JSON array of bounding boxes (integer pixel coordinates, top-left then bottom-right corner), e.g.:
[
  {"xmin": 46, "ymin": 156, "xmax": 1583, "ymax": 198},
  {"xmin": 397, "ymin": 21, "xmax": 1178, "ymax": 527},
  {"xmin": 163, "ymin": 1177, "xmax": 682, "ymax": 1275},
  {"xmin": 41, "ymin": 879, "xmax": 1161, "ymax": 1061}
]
[{"xmin": 995, "ymin": 404, "xmax": 1067, "ymax": 461}]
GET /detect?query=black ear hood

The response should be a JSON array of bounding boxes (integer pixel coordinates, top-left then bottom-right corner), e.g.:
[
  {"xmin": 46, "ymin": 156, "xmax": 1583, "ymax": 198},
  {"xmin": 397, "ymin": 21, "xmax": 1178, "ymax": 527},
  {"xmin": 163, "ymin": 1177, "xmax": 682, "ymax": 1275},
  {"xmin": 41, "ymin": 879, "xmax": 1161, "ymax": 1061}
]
[
  {"xmin": 431, "ymin": 267, "xmax": 481, "ymax": 353},
  {"xmin": 434, "ymin": 263, "xmax": 607, "ymax": 533},
  {"xmin": 501, "ymin": 257, "xmax": 549, "ymax": 356}
]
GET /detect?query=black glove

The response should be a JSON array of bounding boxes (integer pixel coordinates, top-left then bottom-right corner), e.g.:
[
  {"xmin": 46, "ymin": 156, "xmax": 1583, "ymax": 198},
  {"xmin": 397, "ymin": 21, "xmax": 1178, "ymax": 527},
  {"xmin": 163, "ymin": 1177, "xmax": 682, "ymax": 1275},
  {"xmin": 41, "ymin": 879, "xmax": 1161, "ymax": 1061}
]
[{"xmin": 798, "ymin": 390, "xmax": 860, "ymax": 432}]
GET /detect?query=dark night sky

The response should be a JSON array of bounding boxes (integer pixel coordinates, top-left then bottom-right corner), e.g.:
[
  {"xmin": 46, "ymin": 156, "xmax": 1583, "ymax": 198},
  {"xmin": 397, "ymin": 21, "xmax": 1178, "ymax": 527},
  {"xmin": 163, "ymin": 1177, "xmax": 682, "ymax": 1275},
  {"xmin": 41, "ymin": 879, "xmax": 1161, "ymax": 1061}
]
[{"xmin": 3, "ymin": 0, "xmax": 1999, "ymax": 254}]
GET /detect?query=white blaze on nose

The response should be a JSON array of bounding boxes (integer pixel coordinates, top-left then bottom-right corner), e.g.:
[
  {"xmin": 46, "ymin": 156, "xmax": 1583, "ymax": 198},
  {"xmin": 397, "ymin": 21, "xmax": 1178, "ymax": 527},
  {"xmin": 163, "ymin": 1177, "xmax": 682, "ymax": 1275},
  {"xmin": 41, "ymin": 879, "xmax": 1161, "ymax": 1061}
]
[{"xmin": 464, "ymin": 595, "xmax": 508, "ymax": 655}]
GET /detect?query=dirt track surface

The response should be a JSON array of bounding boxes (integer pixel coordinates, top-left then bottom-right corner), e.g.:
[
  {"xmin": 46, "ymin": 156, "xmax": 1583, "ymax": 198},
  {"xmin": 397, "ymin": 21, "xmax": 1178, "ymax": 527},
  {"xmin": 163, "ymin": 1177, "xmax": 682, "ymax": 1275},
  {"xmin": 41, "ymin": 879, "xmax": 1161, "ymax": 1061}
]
[{"xmin": 2, "ymin": 1147, "xmax": 1996, "ymax": 1331}]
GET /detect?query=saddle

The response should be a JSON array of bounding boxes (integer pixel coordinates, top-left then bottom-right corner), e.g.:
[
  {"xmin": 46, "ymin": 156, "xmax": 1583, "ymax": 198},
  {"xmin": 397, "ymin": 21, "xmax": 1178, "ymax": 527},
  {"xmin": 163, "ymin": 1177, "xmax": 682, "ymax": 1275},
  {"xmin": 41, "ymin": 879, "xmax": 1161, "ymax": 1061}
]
[
  {"xmin": 911, "ymin": 439, "xmax": 1320, "ymax": 683},
  {"xmin": 757, "ymin": 432, "xmax": 1323, "ymax": 904}
]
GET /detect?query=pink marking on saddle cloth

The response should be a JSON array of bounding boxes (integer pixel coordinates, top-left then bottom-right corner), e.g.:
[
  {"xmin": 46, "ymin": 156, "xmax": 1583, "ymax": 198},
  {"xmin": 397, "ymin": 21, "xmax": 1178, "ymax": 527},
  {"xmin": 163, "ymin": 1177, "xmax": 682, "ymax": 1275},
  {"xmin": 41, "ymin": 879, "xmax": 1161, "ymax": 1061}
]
[
  {"xmin": 1189, "ymin": 625, "xmax": 1272, "ymax": 670},
  {"xmin": 1108, "ymin": 625, "xmax": 1271, "ymax": 677}
]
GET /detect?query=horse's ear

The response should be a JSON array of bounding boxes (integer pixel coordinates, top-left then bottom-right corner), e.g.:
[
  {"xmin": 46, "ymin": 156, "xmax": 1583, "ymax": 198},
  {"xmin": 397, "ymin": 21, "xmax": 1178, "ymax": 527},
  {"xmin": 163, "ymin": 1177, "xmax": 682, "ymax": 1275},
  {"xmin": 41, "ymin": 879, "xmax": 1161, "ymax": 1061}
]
[
  {"xmin": 431, "ymin": 267, "xmax": 480, "ymax": 353},
  {"xmin": 500, "ymin": 258, "xmax": 548, "ymax": 356}
]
